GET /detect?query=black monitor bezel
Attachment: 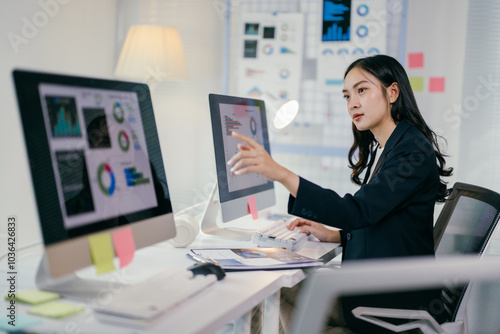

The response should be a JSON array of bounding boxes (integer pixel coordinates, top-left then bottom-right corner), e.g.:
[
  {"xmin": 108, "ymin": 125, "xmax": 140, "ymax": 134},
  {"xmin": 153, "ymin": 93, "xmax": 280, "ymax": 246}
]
[
  {"xmin": 209, "ymin": 93, "xmax": 274, "ymax": 204},
  {"xmin": 13, "ymin": 69, "xmax": 173, "ymax": 246}
]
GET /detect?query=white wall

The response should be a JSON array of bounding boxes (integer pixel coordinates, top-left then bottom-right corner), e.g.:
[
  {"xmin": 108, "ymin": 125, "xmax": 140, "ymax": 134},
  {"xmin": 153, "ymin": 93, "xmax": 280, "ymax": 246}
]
[
  {"xmin": 2, "ymin": 0, "xmax": 495, "ymax": 250},
  {"xmin": 406, "ymin": 0, "xmax": 468, "ymax": 190},
  {"xmin": 458, "ymin": 2, "xmax": 500, "ymax": 193},
  {"xmin": 0, "ymin": 0, "xmax": 118, "ymax": 248},
  {"xmin": 115, "ymin": 0, "xmax": 225, "ymax": 214},
  {"xmin": 0, "ymin": 0, "xmax": 225, "ymax": 249}
]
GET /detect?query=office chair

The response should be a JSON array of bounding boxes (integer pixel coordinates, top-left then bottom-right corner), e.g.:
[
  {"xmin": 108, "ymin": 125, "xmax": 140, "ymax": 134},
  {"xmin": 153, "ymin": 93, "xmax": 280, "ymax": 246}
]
[
  {"xmin": 352, "ymin": 182, "xmax": 500, "ymax": 333},
  {"xmin": 289, "ymin": 255, "xmax": 500, "ymax": 334}
]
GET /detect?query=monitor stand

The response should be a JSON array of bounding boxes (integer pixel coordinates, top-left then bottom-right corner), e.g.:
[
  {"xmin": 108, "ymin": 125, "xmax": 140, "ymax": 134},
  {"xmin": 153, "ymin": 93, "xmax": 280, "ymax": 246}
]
[
  {"xmin": 35, "ymin": 254, "xmax": 129, "ymax": 301},
  {"xmin": 200, "ymin": 183, "xmax": 254, "ymax": 241}
]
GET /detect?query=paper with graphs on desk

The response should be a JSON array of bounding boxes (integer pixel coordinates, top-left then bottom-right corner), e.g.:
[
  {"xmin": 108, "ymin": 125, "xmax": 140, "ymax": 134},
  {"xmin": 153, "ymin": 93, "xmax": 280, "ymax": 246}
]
[{"xmin": 190, "ymin": 247, "xmax": 324, "ymax": 270}]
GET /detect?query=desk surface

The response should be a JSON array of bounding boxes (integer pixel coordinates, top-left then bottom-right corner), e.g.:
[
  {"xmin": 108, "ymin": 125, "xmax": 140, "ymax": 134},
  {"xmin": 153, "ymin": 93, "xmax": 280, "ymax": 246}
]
[
  {"xmin": 2, "ymin": 219, "xmax": 340, "ymax": 334},
  {"xmin": 14, "ymin": 250, "xmax": 288, "ymax": 334}
]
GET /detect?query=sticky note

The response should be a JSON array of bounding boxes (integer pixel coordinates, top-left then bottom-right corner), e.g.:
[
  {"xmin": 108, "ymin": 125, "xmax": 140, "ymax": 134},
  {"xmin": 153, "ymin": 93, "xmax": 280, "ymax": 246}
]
[
  {"xmin": 88, "ymin": 233, "xmax": 115, "ymax": 274},
  {"xmin": 408, "ymin": 52, "xmax": 424, "ymax": 68},
  {"xmin": 247, "ymin": 196, "xmax": 259, "ymax": 220},
  {"xmin": 28, "ymin": 301, "xmax": 84, "ymax": 318},
  {"xmin": 429, "ymin": 77, "xmax": 445, "ymax": 92},
  {"xmin": 409, "ymin": 77, "xmax": 424, "ymax": 92},
  {"xmin": 112, "ymin": 227, "xmax": 136, "ymax": 268},
  {"xmin": 0, "ymin": 313, "xmax": 41, "ymax": 332},
  {"xmin": 5, "ymin": 289, "xmax": 60, "ymax": 305}
]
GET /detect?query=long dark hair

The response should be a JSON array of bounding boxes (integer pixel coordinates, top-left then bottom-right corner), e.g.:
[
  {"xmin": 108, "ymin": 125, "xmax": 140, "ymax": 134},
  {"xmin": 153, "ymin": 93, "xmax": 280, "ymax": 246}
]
[{"xmin": 345, "ymin": 55, "xmax": 452, "ymax": 202}]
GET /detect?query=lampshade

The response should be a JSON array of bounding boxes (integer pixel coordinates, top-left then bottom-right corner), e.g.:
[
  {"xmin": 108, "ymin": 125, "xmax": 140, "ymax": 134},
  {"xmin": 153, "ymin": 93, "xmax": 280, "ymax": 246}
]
[
  {"xmin": 115, "ymin": 25, "xmax": 188, "ymax": 83},
  {"xmin": 262, "ymin": 92, "xmax": 299, "ymax": 130},
  {"xmin": 273, "ymin": 100, "xmax": 299, "ymax": 129}
]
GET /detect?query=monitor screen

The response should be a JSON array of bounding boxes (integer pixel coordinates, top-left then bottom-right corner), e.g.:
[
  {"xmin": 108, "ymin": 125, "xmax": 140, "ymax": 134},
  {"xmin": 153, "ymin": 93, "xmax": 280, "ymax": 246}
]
[
  {"xmin": 209, "ymin": 94, "xmax": 275, "ymax": 223},
  {"xmin": 13, "ymin": 69, "xmax": 176, "ymax": 278}
]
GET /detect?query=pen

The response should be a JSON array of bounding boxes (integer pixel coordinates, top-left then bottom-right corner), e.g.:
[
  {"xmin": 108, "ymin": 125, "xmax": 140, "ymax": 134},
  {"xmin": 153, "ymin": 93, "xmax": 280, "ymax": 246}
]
[
  {"xmin": 206, "ymin": 256, "xmax": 220, "ymax": 266},
  {"xmin": 186, "ymin": 253, "xmax": 208, "ymax": 263},
  {"xmin": 186, "ymin": 253, "xmax": 219, "ymax": 266}
]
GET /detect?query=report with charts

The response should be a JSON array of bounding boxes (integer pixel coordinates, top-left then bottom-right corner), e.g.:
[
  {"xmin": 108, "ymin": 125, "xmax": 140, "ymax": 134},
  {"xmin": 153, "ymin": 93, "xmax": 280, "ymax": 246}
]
[
  {"xmin": 219, "ymin": 102, "xmax": 268, "ymax": 193},
  {"xmin": 38, "ymin": 83, "xmax": 157, "ymax": 231},
  {"xmin": 190, "ymin": 248, "xmax": 324, "ymax": 270}
]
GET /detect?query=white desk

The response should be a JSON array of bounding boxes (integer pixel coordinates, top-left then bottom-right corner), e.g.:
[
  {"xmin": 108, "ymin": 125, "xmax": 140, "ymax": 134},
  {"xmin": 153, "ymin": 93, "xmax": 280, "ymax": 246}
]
[{"xmin": 2, "ymin": 224, "xmax": 340, "ymax": 334}]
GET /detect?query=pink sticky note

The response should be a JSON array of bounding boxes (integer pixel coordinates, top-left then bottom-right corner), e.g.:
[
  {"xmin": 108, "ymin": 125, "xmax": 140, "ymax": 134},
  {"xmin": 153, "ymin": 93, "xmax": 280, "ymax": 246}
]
[
  {"xmin": 247, "ymin": 196, "xmax": 259, "ymax": 220},
  {"xmin": 429, "ymin": 77, "xmax": 445, "ymax": 92},
  {"xmin": 112, "ymin": 228, "xmax": 136, "ymax": 268},
  {"xmin": 408, "ymin": 53, "xmax": 424, "ymax": 68}
]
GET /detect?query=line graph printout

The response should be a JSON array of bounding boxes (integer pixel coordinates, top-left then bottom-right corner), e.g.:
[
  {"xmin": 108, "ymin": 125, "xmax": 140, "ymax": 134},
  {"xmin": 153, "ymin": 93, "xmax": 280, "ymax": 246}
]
[{"xmin": 219, "ymin": 103, "xmax": 268, "ymax": 193}]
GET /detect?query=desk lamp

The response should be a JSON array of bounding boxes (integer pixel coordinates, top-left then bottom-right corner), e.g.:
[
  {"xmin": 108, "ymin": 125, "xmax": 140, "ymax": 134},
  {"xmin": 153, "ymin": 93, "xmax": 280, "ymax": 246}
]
[
  {"xmin": 273, "ymin": 99, "xmax": 299, "ymax": 129},
  {"xmin": 262, "ymin": 92, "xmax": 299, "ymax": 130},
  {"xmin": 115, "ymin": 24, "xmax": 196, "ymax": 247},
  {"xmin": 114, "ymin": 24, "xmax": 188, "ymax": 89}
]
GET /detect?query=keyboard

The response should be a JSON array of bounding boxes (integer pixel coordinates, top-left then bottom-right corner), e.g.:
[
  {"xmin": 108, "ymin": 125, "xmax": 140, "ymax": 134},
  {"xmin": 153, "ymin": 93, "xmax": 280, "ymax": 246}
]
[
  {"xmin": 93, "ymin": 269, "xmax": 218, "ymax": 321},
  {"xmin": 252, "ymin": 219, "xmax": 308, "ymax": 251}
]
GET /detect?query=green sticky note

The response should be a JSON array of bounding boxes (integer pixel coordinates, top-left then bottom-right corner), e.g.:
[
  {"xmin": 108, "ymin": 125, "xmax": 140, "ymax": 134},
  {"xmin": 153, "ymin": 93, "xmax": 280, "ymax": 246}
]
[
  {"xmin": 409, "ymin": 77, "xmax": 424, "ymax": 92},
  {"xmin": 28, "ymin": 301, "xmax": 84, "ymax": 319},
  {"xmin": 88, "ymin": 233, "xmax": 116, "ymax": 274},
  {"xmin": 5, "ymin": 289, "xmax": 60, "ymax": 305}
]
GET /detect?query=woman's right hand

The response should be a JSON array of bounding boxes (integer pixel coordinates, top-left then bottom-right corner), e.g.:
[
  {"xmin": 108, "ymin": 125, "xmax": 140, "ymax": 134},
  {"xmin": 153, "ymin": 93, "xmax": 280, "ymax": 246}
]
[
  {"xmin": 287, "ymin": 218, "xmax": 341, "ymax": 243},
  {"xmin": 228, "ymin": 131, "xmax": 300, "ymax": 197}
]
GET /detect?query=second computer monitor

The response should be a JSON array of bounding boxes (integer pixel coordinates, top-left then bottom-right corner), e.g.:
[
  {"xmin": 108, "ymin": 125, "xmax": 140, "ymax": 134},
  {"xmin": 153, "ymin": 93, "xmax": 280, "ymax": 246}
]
[
  {"xmin": 13, "ymin": 69, "xmax": 176, "ymax": 282},
  {"xmin": 209, "ymin": 94, "xmax": 275, "ymax": 223}
]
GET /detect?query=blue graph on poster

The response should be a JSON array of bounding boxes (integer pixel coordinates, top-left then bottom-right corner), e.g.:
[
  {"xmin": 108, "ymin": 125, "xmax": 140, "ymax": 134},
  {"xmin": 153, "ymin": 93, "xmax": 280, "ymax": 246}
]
[
  {"xmin": 322, "ymin": 0, "xmax": 352, "ymax": 41},
  {"xmin": 357, "ymin": 4, "xmax": 369, "ymax": 16}
]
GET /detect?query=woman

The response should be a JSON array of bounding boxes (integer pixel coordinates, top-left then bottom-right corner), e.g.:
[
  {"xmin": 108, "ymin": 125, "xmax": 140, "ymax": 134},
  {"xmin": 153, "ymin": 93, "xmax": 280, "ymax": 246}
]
[{"xmin": 228, "ymin": 54, "xmax": 452, "ymax": 333}]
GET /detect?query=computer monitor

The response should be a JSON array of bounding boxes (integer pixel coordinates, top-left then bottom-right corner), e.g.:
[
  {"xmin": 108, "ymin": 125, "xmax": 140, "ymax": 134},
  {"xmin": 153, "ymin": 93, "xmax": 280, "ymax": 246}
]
[
  {"xmin": 13, "ymin": 69, "xmax": 176, "ymax": 296},
  {"xmin": 204, "ymin": 94, "xmax": 275, "ymax": 239}
]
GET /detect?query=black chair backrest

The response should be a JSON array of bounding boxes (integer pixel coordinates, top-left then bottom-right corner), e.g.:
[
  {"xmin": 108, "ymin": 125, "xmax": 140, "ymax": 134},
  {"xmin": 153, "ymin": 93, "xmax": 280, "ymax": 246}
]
[{"xmin": 432, "ymin": 182, "xmax": 500, "ymax": 322}]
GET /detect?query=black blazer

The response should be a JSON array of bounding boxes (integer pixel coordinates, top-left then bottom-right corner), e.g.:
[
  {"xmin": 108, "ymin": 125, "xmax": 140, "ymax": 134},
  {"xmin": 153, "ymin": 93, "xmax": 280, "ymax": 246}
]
[
  {"xmin": 288, "ymin": 119, "xmax": 438, "ymax": 260},
  {"xmin": 288, "ymin": 120, "xmax": 441, "ymax": 333}
]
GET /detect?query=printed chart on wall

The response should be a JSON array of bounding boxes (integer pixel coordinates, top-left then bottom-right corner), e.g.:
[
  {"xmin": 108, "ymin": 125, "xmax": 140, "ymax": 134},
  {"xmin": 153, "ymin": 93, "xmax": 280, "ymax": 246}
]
[
  {"xmin": 318, "ymin": 0, "xmax": 387, "ymax": 92},
  {"xmin": 238, "ymin": 12, "xmax": 304, "ymax": 106}
]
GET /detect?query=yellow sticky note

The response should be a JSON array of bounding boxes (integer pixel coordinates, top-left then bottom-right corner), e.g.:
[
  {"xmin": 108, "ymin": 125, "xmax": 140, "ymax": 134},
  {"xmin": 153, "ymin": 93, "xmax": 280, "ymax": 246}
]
[
  {"xmin": 409, "ymin": 77, "xmax": 424, "ymax": 92},
  {"xmin": 88, "ymin": 233, "xmax": 115, "ymax": 274},
  {"xmin": 5, "ymin": 289, "xmax": 60, "ymax": 305},
  {"xmin": 28, "ymin": 301, "xmax": 84, "ymax": 318}
]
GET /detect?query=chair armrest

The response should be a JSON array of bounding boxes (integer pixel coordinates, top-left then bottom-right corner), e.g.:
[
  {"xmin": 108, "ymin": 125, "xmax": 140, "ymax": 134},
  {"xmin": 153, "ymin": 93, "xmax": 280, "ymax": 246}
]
[{"xmin": 352, "ymin": 307, "xmax": 445, "ymax": 334}]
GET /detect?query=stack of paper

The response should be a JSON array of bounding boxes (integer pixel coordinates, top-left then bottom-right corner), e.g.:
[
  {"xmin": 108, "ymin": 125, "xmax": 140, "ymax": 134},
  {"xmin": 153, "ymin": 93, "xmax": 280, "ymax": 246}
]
[{"xmin": 190, "ymin": 248, "xmax": 324, "ymax": 270}]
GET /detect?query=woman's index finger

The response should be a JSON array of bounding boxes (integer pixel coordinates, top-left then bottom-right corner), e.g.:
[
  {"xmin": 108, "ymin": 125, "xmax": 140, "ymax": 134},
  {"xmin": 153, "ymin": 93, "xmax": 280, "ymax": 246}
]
[{"xmin": 232, "ymin": 131, "xmax": 259, "ymax": 148}]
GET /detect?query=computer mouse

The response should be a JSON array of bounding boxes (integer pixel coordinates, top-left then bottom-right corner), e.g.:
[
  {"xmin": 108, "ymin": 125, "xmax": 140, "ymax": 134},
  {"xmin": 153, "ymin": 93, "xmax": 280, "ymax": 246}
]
[{"xmin": 188, "ymin": 262, "xmax": 226, "ymax": 281}]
